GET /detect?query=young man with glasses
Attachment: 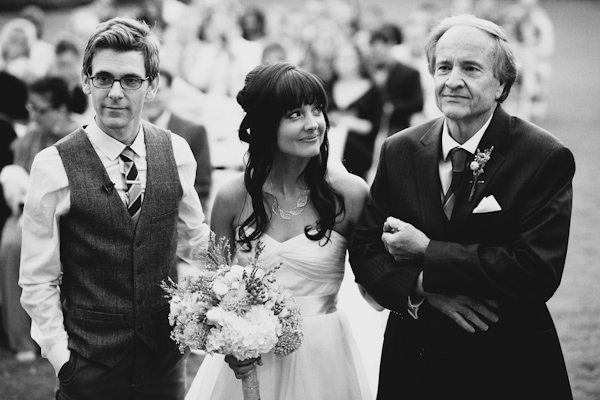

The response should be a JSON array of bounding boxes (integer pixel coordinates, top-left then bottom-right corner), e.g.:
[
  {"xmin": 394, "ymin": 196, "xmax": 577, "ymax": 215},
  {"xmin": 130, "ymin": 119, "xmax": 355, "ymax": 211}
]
[{"xmin": 19, "ymin": 17, "xmax": 210, "ymax": 400}]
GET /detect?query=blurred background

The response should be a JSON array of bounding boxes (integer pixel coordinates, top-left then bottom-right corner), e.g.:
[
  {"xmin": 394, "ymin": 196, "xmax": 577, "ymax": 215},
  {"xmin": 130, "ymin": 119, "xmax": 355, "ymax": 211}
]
[{"xmin": 0, "ymin": 0, "xmax": 598, "ymax": 399}]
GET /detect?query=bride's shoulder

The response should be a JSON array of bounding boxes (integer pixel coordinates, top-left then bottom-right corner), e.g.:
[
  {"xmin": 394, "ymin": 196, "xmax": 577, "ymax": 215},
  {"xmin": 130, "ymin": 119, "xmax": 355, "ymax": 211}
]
[
  {"xmin": 327, "ymin": 167, "xmax": 369, "ymax": 203},
  {"xmin": 213, "ymin": 173, "xmax": 247, "ymax": 208}
]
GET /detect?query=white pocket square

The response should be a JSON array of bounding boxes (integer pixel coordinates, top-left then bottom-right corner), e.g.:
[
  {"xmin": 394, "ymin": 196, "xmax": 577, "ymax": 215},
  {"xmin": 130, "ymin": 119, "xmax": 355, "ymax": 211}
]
[{"xmin": 473, "ymin": 195, "xmax": 502, "ymax": 213}]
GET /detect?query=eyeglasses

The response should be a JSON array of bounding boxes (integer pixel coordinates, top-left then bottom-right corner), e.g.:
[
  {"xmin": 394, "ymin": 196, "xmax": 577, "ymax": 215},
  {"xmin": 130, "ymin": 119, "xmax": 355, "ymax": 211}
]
[
  {"xmin": 88, "ymin": 75, "xmax": 151, "ymax": 90},
  {"xmin": 26, "ymin": 103, "xmax": 53, "ymax": 115}
]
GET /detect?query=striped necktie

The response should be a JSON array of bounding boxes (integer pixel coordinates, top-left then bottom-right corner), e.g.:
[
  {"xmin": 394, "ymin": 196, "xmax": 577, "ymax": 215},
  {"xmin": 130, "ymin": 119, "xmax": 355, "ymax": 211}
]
[
  {"xmin": 443, "ymin": 147, "xmax": 468, "ymax": 219},
  {"xmin": 120, "ymin": 146, "xmax": 142, "ymax": 221}
]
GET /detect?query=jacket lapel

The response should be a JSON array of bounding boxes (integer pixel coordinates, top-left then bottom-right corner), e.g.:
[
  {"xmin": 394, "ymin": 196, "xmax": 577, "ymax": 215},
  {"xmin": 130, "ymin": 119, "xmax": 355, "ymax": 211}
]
[
  {"xmin": 414, "ymin": 118, "xmax": 447, "ymax": 238},
  {"xmin": 451, "ymin": 106, "xmax": 510, "ymax": 222}
]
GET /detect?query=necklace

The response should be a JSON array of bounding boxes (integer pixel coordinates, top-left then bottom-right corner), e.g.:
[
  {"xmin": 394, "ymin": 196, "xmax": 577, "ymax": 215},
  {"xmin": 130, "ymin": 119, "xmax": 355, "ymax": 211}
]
[{"xmin": 269, "ymin": 177, "xmax": 309, "ymax": 220}]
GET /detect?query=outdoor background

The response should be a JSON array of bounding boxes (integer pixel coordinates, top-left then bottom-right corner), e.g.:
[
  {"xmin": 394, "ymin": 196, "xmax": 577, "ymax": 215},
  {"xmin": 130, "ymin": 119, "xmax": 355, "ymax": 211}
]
[{"xmin": 0, "ymin": 0, "xmax": 599, "ymax": 399}]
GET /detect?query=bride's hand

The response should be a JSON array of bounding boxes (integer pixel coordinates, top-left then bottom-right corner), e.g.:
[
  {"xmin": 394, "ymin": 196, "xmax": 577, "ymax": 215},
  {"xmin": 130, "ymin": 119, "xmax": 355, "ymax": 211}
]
[{"xmin": 224, "ymin": 355, "xmax": 263, "ymax": 379}]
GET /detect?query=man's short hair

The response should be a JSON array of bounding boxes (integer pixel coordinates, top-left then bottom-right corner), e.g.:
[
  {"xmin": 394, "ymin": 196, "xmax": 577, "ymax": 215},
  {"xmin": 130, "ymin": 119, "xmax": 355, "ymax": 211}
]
[
  {"xmin": 82, "ymin": 17, "xmax": 160, "ymax": 80},
  {"xmin": 424, "ymin": 14, "xmax": 517, "ymax": 103}
]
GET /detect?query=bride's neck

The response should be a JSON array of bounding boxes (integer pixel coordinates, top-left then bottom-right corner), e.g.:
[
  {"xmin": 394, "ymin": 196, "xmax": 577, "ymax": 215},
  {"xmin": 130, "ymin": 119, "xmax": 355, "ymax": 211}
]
[{"xmin": 269, "ymin": 158, "xmax": 310, "ymax": 195}]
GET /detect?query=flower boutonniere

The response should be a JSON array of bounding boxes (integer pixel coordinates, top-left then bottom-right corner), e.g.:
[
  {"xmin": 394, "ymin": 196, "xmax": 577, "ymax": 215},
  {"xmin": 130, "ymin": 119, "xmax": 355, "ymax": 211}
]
[{"xmin": 468, "ymin": 146, "xmax": 494, "ymax": 202}]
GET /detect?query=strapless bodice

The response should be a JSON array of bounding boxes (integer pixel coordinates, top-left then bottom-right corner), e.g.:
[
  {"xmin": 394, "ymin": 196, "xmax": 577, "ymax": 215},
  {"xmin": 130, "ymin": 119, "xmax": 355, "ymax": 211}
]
[{"xmin": 235, "ymin": 228, "xmax": 348, "ymax": 307}]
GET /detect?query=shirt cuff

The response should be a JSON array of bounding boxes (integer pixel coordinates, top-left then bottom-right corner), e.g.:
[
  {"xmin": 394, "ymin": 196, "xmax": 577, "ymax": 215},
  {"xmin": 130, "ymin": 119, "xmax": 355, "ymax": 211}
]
[
  {"xmin": 46, "ymin": 339, "xmax": 71, "ymax": 376},
  {"xmin": 407, "ymin": 295, "xmax": 425, "ymax": 319}
]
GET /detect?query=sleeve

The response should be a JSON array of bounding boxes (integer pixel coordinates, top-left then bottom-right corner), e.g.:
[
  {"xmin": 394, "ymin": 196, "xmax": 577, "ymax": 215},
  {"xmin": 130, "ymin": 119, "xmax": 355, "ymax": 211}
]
[
  {"xmin": 357, "ymin": 86, "xmax": 384, "ymax": 139},
  {"xmin": 189, "ymin": 124, "xmax": 212, "ymax": 208},
  {"xmin": 424, "ymin": 146, "xmax": 575, "ymax": 302},
  {"xmin": 349, "ymin": 140, "xmax": 422, "ymax": 315},
  {"xmin": 19, "ymin": 147, "xmax": 71, "ymax": 375},
  {"xmin": 171, "ymin": 133, "xmax": 211, "ymax": 265}
]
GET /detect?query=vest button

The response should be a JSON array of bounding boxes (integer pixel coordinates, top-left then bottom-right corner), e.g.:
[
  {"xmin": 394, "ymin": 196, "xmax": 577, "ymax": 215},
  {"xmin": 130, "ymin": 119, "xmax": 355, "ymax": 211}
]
[
  {"xmin": 137, "ymin": 298, "xmax": 143, "ymax": 305},
  {"xmin": 136, "ymin": 240, "xmax": 142, "ymax": 247}
]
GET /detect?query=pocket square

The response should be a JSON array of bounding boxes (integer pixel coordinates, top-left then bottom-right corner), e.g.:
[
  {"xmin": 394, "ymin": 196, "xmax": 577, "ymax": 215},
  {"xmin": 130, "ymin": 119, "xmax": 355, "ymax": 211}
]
[{"xmin": 473, "ymin": 195, "xmax": 502, "ymax": 213}]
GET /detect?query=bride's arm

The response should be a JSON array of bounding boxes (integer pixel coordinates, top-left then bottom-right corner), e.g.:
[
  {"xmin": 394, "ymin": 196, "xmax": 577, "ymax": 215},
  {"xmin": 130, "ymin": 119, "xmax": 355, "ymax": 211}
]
[
  {"xmin": 210, "ymin": 174, "xmax": 246, "ymax": 258},
  {"xmin": 331, "ymin": 169, "xmax": 385, "ymax": 311},
  {"xmin": 329, "ymin": 168, "xmax": 369, "ymax": 243},
  {"xmin": 210, "ymin": 175, "xmax": 264, "ymax": 377}
]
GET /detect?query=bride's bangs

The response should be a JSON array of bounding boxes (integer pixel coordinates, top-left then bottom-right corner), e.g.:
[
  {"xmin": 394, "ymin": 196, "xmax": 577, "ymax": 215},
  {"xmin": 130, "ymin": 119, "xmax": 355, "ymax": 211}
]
[{"xmin": 275, "ymin": 69, "xmax": 328, "ymax": 113}]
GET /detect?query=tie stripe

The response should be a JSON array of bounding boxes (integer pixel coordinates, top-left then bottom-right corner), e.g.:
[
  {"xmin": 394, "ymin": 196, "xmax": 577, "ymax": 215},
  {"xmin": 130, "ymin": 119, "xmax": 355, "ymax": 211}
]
[
  {"xmin": 443, "ymin": 147, "xmax": 469, "ymax": 219},
  {"xmin": 120, "ymin": 147, "xmax": 142, "ymax": 220}
]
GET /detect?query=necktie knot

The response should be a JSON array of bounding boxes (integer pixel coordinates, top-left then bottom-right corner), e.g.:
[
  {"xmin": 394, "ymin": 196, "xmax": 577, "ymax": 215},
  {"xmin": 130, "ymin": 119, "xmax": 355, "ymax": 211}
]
[
  {"xmin": 120, "ymin": 146, "xmax": 134, "ymax": 163},
  {"xmin": 449, "ymin": 147, "xmax": 468, "ymax": 173}
]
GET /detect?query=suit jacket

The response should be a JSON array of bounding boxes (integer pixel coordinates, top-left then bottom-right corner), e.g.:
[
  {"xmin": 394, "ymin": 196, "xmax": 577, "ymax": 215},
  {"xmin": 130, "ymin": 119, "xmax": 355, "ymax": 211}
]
[
  {"xmin": 385, "ymin": 61, "xmax": 423, "ymax": 135},
  {"xmin": 167, "ymin": 113, "xmax": 211, "ymax": 209},
  {"xmin": 350, "ymin": 106, "xmax": 574, "ymax": 400}
]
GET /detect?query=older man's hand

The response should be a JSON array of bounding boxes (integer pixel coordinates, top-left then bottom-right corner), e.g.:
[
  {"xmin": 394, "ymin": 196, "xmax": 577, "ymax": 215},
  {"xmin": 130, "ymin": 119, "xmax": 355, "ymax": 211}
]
[
  {"xmin": 382, "ymin": 217, "xmax": 430, "ymax": 263},
  {"xmin": 425, "ymin": 292, "xmax": 500, "ymax": 333}
]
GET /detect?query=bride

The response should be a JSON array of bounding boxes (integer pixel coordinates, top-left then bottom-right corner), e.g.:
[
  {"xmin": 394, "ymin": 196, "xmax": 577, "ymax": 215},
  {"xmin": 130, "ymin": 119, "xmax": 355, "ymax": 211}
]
[{"xmin": 185, "ymin": 62, "xmax": 373, "ymax": 400}]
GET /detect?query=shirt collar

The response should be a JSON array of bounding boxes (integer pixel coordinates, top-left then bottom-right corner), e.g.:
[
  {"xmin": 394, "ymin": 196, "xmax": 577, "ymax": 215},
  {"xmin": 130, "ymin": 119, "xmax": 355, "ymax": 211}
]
[
  {"xmin": 441, "ymin": 115, "xmax": 493, "ymax": 161},
  {"xmin": 84, "ymin": 117, "xmax": 146, "ymax": 161}
]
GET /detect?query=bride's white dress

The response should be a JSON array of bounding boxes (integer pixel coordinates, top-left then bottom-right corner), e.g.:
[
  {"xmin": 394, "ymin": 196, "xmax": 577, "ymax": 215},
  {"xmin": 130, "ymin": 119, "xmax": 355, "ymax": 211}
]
[{"xmin": 185, "ymin": 229, "xmax": 374, "ymax": 400}]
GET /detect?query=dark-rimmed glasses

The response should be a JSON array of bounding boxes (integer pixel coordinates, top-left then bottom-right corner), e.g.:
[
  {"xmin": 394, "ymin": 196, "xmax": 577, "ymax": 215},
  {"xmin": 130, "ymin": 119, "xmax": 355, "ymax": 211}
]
[{"xmin": 88, "ymin": 75, "xmax": 150, "ymax": 90}]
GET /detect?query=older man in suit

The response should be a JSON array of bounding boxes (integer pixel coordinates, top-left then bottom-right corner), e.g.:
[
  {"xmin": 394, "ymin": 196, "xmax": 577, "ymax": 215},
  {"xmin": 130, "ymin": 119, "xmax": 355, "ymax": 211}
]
[{"xmin": 350, "ymin": 15, "xmax": 574, "ymax": 400}]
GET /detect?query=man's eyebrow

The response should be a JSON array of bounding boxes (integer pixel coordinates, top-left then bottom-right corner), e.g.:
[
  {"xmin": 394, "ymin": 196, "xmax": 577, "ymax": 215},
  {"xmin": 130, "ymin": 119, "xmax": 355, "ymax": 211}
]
[{"xmin": 92, "ymin": 71, "xmax": 144, "ymax": 78}]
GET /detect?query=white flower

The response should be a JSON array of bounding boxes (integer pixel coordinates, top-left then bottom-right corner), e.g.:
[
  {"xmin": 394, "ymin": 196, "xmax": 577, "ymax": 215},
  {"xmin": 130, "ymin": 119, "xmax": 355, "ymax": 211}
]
[
  {"xmin": 228, "ymin": 264, "xmax": 245, "ymax": 279},
  {"xmin": 470, "ymin": 161, "xmax": 480, "ymax": 171},
  {"xmin": 169, "ymin": 296, "xmax": 182, "ymax": 315},
  {"xmin": 212, "ymin": 280, "xmax": 229, "ymax": 296},
  {"xmin": 253, "ymin": 268, "xmax": 265, "ymax": 280},
  {"xmin": 206, "ymin": 308, "xmax": 225, "ymax": 325}
]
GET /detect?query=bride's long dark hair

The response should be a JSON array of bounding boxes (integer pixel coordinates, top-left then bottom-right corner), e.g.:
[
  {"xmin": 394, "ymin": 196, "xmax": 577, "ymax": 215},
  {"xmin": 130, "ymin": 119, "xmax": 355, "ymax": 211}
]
[{"xmin": 236, "ymin": 62, "xmax": 345, "ymax": 249}]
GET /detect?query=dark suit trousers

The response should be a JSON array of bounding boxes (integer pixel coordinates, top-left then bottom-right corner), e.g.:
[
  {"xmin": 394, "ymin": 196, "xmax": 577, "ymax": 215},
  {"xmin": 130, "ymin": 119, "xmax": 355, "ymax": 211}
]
[{"xmin": 56, "ymin": 339, "xmax": 188, "ymax": 400}]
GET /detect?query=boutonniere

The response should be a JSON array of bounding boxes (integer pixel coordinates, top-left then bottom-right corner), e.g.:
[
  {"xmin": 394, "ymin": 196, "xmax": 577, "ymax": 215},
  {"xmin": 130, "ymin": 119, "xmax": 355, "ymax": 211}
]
[{"xmin": 468, "ymin": 146, "xmax": 494, "ymax": 202}]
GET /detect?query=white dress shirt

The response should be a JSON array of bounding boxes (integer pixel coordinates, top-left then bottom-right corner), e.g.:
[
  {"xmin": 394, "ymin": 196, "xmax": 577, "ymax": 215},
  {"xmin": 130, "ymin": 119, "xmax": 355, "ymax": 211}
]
[
  {"xmin": 407, "ymin": 114, "xmax": 493, "ymax": 319},
  {"xmin": 19, "ymin": 118, "xmax": 210, "ymax": 374},
  {"xmin": 439, "ymin": 116, "xmax": 492, "ymax": 198}
]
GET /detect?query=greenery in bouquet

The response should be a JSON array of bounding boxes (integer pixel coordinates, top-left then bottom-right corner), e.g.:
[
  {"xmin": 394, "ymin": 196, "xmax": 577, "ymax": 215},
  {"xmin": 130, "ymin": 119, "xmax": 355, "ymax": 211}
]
[{"xmin": 161, "ymin": 234, "xmax": 303, "ymax": 361}]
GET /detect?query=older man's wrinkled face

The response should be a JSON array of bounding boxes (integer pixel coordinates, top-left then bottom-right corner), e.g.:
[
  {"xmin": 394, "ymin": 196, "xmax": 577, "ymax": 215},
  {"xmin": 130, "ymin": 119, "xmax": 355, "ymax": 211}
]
[{"xmin": 433, "ymin": 25, "xmax": 505, "ymax": 126}]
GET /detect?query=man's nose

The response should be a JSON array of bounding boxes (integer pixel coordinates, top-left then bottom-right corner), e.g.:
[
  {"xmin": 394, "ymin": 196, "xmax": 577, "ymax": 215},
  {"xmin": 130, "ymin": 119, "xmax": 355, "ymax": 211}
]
[
  {"xmin": 108, "ymin": 80, "xmax": 125, "ymax": 98},
  {"xmin": 445, "ymin": 69, "xmax": 464, "ymax": 89}
]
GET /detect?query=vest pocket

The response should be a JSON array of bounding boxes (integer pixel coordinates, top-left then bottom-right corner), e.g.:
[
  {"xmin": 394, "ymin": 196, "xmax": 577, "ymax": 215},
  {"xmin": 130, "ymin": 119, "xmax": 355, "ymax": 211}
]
[
  {"xmin": 150, "ymin": 208, "xmax": 178, "ymax": 224},
  {"xmin": 70, "ymin": 307, "xmax": 129, "ymax": 322}
]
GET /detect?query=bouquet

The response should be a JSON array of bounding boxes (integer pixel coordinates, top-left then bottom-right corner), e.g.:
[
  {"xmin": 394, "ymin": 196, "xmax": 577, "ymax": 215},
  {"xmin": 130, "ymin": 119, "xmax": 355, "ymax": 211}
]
[{"xmin": 162, "ymin": 234, "xmax": 303, "ymax": 400}]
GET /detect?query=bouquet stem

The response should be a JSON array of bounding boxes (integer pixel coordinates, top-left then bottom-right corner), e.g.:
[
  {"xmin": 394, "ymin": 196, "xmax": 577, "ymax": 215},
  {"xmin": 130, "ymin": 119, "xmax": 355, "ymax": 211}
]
[{"xmin": 242, "ymin": 368, "xmax": 261, "ymax": 400}]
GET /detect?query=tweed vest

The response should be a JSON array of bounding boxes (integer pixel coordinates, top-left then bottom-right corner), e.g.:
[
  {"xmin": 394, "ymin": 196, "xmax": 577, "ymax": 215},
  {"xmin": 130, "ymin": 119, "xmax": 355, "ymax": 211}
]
[{"xmin": 55, "ymin": 123, "xmax": 183, "ymax": 367}]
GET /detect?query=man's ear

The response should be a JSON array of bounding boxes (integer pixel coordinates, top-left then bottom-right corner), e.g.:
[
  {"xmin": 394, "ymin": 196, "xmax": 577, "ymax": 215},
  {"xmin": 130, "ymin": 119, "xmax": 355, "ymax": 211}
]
[
  {"xmin": 145, "ymin": 74, "xmax": 160, "ymax": 100},
  {"xmin": 81, "ymin": 72, "xmax": 92, "ymax": 95}
]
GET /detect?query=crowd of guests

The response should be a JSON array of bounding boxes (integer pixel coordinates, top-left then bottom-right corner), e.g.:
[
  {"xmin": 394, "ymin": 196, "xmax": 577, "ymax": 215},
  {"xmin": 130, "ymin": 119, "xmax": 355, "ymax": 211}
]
[{"xmin": 0, "ymin": 0, "xmax": 554, "ymax": 363}]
